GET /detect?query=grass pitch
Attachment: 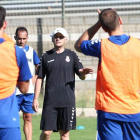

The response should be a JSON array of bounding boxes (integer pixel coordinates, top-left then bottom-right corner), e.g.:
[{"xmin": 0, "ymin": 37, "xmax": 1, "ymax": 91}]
[{"xmin": 20, "ymin": 115, "xmax": 97, "ymax": 140}]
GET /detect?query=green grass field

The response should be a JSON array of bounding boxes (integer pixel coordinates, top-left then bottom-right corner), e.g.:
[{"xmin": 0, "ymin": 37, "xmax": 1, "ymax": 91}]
[{"xmin": 20, "ymin": 115, "xmax": 97, "ymax": 140}]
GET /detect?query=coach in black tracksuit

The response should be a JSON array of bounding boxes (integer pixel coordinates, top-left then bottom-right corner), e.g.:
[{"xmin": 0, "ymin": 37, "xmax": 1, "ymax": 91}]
[{"xmin": 33, "ymin": 27, "xmax": 93, "ymax": 140}]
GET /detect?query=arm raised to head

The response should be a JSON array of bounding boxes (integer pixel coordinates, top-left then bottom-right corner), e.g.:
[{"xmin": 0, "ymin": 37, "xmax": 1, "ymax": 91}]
[{"xmin": 74, "ymin": 10, "xmax": 101, "ymax": 53}]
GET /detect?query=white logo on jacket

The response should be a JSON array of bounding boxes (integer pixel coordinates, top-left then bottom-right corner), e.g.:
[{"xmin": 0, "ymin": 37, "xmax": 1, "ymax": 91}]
[
  {"xmin": 48, "ymin": 59, "xmax": 54, "ymax": 63},
  {"xmin": 66, "ymin": 56, "xmax": 70, "ymax": 62}
]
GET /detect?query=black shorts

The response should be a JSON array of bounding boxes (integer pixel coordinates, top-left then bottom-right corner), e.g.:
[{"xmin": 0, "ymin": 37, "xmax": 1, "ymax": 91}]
[{"xmin": 40, "ymin": 107, "xmax": 76, "ymax": 131}]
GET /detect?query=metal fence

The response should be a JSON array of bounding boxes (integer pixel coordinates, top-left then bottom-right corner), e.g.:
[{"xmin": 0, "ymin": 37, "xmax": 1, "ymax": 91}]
[
  {"xmin": 1, "ymin": 0, "xmax": 140, "ymax": 107},
  {"xmin": 1, "ymin": 0, "xmax": 140, "ymax": 66}
]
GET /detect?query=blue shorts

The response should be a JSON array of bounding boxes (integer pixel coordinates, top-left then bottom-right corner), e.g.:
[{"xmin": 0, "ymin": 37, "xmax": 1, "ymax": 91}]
[
  {"xmin": 0, "ymin": 127, "xmax": 21, "ymax": 140},
  {"xmin": 16, "ymin": 93, "xmax": 35, "ymax": 113},
  {"xmin": 97, "ymin": 114, "xmax": 140, "ymax": 140}
]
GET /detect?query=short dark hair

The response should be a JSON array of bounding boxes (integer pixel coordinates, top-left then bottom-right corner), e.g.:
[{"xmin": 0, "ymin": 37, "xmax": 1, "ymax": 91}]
[
  {"xmin": 15, "ymin": 27, "xmax": 28, "ymax": 37},
  {"xmin": 99, "ymin": 8, "xmax": 120, "ymax": 32},
  {"xmin": 0, "ymin": 6, "xmax": 6, "ymax": 29}
]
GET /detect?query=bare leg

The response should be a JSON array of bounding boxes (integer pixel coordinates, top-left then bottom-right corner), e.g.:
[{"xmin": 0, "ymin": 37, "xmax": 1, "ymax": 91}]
[
  {"xmin": 40, "ymin": 130, "xmax": 53, "ymax": 140},
  {"xmin": 23, "ymin": 112, "xmax": 32, "ymax": 140},
  {"xmin": 59, "ymin": 130, "xmax": 70, "ymax": 140}
]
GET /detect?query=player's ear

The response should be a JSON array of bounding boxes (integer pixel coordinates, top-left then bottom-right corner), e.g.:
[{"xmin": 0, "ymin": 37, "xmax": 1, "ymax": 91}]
[
  {"xmin": 119, "ymin": 17, "xmax": 122, "ymax": 25},
  {"xmin": 3, "ymin": 21, "xmax": 7, "ymax": 29},
  {"xmin": 65, "ymin": 38, "xmax": 67, "ymax": 43},
  {"xmin": 64, "ymin": 37, "xmax": 68, "ymax": 43}
]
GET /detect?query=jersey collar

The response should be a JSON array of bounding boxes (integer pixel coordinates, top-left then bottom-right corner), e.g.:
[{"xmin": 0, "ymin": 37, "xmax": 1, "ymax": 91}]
[
  {"xmin": 23, "ymin": 45, "xmax": 29, "ymax": 52},
  {"xmin": 0, "ymin": 38, "xmax": 5, "ymax": 44}
]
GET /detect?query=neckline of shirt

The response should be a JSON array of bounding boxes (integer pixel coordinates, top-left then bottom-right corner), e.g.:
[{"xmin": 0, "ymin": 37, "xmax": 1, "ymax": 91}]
[{"xmin": 53, "ymin": 48, "xmax": 66, "ymax": 55}]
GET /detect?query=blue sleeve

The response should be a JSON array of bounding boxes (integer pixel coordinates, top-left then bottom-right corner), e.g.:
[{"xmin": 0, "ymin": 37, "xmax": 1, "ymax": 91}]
[
  {"xmin": 80, "ymin": 40, "xmax": 101, "ymax": 58},
  {"xmin": 33, "ymin": 50, "xmax": 40, "ymax": 65},
  {"xmin": 15, "ymin": 46, "xmax": 32, "ymax": 81}
]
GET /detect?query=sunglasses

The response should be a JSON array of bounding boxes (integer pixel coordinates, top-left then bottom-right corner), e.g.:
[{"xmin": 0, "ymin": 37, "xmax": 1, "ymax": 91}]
[{"xmin": 54, "ymin": 35, "xmax": 65, "ymax": 39}]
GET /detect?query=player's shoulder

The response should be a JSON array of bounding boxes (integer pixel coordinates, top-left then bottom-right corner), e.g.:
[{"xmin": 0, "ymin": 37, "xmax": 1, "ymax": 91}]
[
  {"xmin": 28, "ymin": 46, "xmax": 33, "ymax": 48},
  {"xmin": 41, "ymin": 49, "xmax": 54, "ymax": 59},
  {"xmin": 130, "ymin": 36, "xmax": 140, "ymax": 41},
  {"xmin": 28, "ymin": 46, "xmax": 37, "ymax": 52},
  {"xmin": 46, "ymin": 49, "xmax": 54, "ymax": 55},
  {"xmin": 65, "ymin": 49, "xmax": 81, "ymax": 60},
  {"xmin": 91, "ymin": 39, "xmax": 101, "ymax": 45},
  {"xmin": 65, "ymin": 48, "xmax": 76, "ymax": 55},
  {"xmin": 4, "ymin": 40, "xmax": 15, "ymax": 45},
  {"xmin": 15, "ymin": 45, "xmax": 25, "ymax": 53},
  {"xmin": 43, "ymin": 49, "xmax": 54, "ymax": 56},
  {"xmin": 27, "ymin": 46, "xmax": 34, "ymax": 51},
  {"xmin": 15, "ymin": 45, "xmax": 27, "ymax": 62}
]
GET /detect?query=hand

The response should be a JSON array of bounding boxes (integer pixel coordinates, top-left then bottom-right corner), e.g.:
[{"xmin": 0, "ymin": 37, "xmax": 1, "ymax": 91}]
[
  {"xmin": 79, "ymin": 68, "xmax": 93, "ymax": 75},
  {"xmin": 32, "ymin": 98, "xmax": 39, "ymax": 112},
  {"xmin": 97, "ymin": 9, "xmax": 101, "ymax": 14}
]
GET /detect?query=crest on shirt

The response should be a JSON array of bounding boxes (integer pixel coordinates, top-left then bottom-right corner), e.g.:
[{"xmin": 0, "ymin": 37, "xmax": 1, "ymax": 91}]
[{"xmin": 65, "ymin": 56, "xmax": 70, "ymax": 62}]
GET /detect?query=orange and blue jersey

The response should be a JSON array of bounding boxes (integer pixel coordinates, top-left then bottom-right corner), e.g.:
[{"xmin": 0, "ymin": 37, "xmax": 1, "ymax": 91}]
[
  {"xmin": 81, "ymin": 34, "xmax": 140, "ymax": 122},
  {"xmin": 0, "ymin": 37, "xmax": 32, "ymax": 128}
]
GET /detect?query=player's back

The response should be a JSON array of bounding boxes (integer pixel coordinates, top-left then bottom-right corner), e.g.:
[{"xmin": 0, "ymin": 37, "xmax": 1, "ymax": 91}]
[
  {"xmin": 96, "ymin": 37, "xmax": 140, "ymax": 114},
  {"xmin": 0, "ymin": 40, "xmax": 19, "ymax": 99}
]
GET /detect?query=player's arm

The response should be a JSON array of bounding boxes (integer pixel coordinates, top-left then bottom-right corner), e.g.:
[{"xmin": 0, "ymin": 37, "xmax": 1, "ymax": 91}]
[
  {"xmin": 32, "ymin": 78, "xmax": 42, "ymax": 112},
  {"xmin": 33, "ymin": 55, "xmax": 46, "ymax": 112},
  {"xmin": 79, "ymin": 68, "xmax": 93, "ymax": 80},
  {"xmin": 73, "ymin": 51, "xmax": 93, "ymax": 80},
  {"xmin": 15, "ymin": 46, "xmax": 32, "ymax": 93},
  {"xmin": 17, "ymin": 81, "xmax": 30, "ymax": 93},
  {"xmin": 74, "ymin": 10, "xmax": 101, "ymax": 53},
  {"xmin": 32, "ymin": 50, "xmax": 40, "ymax": 84},
  {"xmin": 32, "ymin": 64, "xmax": 39, "ymax": 84}
]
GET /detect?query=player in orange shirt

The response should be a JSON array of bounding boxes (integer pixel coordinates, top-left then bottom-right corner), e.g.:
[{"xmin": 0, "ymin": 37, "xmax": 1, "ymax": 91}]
[
  {"xmin": 75, "ymin": 8, "xmax": 140, "ymax": 140},
  {"xmin": 0, "ymin": 6, "xmax": 32, "ymax": 140}
]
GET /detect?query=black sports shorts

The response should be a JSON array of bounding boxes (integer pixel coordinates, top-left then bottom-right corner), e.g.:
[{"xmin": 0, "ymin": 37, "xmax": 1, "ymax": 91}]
[{"xmin": 40, "ymin": 107, "xmax": 76, "ymax": 132}]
